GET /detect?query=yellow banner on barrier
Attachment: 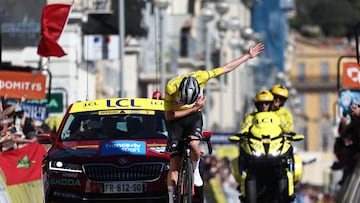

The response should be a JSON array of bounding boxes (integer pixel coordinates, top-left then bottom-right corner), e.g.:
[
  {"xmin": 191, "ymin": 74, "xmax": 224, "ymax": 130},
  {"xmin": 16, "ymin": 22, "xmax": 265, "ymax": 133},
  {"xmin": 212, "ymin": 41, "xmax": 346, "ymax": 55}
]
[{"xmin": 0, "ymin": 171, "xmax": 44, "ymax": 203}]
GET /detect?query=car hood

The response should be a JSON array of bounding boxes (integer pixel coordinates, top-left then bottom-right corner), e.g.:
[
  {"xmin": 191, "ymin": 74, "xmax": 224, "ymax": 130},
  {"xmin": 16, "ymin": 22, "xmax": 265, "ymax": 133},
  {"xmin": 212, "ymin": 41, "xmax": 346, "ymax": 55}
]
[{"xmin": 47, "ymin": 139, "xmax": 169, "ymax": 164}]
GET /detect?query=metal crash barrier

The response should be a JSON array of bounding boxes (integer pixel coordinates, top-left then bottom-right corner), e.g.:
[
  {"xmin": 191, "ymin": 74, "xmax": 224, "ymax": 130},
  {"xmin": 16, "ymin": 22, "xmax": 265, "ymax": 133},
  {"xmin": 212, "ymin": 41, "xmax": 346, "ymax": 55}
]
[{"xmin": 336, "ymin": 160, "xmax": 360, "ymax": 203}]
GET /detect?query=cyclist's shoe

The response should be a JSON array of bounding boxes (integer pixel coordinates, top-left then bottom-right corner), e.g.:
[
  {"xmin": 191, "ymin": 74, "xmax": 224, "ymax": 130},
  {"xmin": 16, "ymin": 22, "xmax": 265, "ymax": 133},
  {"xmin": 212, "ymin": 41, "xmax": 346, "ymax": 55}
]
[
  {"xmin": 172, "ymin": 193, "xmax": 178, "ymax": 202},
  {"xmin": 193, "ymin": 169, "xmax": 203, "ymax": 187}
]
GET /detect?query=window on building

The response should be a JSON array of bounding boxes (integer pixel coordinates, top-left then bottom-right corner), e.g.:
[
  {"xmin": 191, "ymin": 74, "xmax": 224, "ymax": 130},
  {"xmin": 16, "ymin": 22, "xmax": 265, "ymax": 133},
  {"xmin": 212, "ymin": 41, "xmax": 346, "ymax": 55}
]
[
  {"xmin": 180, "ymin": 27, "xmax": 190, "ymax": 57},
  {"xmin": 297, "ymin": 62, "xmax": 305, "ymax": 82},
  {"xmin": 103, "ymin": 64, "xmax": 117, "ymax": 89},
  {"xmin": 320, "ymin": 125, "xmax": 329, "ymax": 152},
  {"xmin": 188, "ymin": 0, "xmax": 195, "ymax": 15},
  {"xmin": 320, "ymin": 61, "xmax": 329, "ymax": 82},
  {"xmin": 180, "ymin": 21, "xmax": 194, "ymax": 57},
  {"xmin": 320, "ymin": 93, "xmax": 329, "ymax": 112},
  {"xmin": 298, "ymin": 92, "xmax": 306, "ymax": 112},
  {"xmin": 294, "ymin": 126, "xmax": 307, "ymax": 151},
  {"xmin": 83, "ymin": 0, "xmax": 147, "ymax": 37}
]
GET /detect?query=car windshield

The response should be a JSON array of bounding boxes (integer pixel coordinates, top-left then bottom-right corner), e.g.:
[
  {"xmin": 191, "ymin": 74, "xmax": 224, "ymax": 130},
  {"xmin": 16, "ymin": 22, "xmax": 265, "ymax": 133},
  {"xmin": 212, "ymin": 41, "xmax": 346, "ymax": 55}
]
[{"xmin": 59, "ymin": 110, "xmax": 168, "ymax": 141}]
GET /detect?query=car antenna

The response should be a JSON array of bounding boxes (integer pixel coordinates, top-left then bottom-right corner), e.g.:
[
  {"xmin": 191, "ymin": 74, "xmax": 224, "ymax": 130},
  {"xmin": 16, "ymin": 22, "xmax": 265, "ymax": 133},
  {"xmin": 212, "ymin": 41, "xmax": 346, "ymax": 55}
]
[
  {"xmin": 154, "ymin": 5, "xmax": 160, "ymax": 96},
  {"xmin": 84, "ymin": 19, "xmax": 91, "ymax": 101}
]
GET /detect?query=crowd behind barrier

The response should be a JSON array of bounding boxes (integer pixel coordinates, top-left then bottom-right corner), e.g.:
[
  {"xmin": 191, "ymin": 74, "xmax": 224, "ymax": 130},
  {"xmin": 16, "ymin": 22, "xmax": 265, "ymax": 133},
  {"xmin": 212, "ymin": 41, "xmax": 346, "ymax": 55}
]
[{"xmin": 0, "ymin": 96, "xmax": 48, "ymax": 203}]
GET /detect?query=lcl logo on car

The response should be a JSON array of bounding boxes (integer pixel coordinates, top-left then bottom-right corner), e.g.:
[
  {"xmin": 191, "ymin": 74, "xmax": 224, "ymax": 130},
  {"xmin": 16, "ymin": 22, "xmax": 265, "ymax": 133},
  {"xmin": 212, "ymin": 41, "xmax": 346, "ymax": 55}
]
[
  {"xmin": 118, "ymin": 157, "xmax": 128, "ymax": 165},
  {"xmin": 83, "ymin": 101, "xmax": 98, "ymax": 108}
]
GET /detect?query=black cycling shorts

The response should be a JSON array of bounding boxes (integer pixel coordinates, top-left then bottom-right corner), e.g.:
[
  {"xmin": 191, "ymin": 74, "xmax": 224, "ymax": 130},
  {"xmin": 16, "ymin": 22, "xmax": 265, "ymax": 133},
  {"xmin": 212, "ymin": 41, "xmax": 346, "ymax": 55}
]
[{"xmin": 166, "ymin": 111, "xmax": 203, "ymax": 158}]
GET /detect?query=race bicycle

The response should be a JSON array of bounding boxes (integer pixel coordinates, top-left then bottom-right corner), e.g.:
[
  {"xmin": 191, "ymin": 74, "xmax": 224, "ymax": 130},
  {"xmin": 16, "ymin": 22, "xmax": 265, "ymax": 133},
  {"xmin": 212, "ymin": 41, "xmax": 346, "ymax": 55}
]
[{"xmin": 177, "ymin": 131, "xmax": 213, "ymax": 203}]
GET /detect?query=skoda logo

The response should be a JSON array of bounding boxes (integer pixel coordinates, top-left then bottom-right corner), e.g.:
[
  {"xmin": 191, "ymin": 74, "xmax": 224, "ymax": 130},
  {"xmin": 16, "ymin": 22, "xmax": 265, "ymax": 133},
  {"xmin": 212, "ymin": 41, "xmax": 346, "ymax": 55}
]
[{"xmin": 118, "ymin": 157, "xmax": 128, "ymax": 165}]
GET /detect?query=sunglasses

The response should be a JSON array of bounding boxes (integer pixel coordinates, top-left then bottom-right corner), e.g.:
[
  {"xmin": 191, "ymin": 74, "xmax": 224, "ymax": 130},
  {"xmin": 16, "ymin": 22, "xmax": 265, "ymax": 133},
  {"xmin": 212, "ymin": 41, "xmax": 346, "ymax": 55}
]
[
  {"xmin": 258, "ymin": 102, "xmax": 272, "ymax": 106},
  {"xmin": 274, "ymin": 95, "xmax": 286, "ymax": 101}
]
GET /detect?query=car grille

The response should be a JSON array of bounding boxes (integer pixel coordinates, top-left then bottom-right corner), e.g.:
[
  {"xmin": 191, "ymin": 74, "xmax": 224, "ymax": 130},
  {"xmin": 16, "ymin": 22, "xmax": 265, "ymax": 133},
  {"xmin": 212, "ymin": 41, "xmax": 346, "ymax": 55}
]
[{"xmin": 84, "ymin": 162, "xmax": 164, "ymax": 181}]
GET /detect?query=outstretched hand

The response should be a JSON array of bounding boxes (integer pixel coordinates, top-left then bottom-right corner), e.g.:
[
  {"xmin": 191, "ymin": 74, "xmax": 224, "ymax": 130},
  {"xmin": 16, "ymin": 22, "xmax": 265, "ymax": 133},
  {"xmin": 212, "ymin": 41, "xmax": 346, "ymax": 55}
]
[
  {"xmin": 19, "ymin": 95, "xmax": 26, "ymax": 104},
  {"xmin": 248, "ymin": 43, "xmax": 264, "ymax": 58}
]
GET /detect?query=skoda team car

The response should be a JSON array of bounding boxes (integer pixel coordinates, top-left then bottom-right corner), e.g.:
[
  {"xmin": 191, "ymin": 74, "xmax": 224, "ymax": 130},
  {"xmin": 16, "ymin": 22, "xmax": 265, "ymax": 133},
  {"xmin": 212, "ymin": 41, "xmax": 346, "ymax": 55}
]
[{"xmin": 37, "ymin": 98, "xmax": 170, "ymax": 203}]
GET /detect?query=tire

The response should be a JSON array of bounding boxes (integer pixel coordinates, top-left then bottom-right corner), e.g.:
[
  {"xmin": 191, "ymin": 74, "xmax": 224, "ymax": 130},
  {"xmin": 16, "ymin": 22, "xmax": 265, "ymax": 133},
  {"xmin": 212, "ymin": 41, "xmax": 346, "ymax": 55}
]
[
  {"xmin": 246, "ymin": 179, "xmax": 257, "ymax": 203},
  {"xmin": 278, "ymin": 178, "xmax": 289, "ymax": 203},
  {"xmin": 178, "ymin": 157, "xmax": 193, "ymax": 203}
]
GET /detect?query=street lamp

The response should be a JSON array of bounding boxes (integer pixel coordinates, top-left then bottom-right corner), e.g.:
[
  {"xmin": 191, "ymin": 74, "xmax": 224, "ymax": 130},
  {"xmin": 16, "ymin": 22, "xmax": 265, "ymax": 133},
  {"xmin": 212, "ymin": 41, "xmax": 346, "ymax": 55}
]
[
  {"xmin": 201, "ymin": 6, "xmax": 215, "ymax": 130},
  {"xmin": 118, "ymin": 0, "xmax": 125, "ymax": 97},
  {"xmin": 241, "ymin": 0, "xmax": 256, "ymax": 8},
  {"xmin": 153, "ymin": 0, "xmax": 169, "ymax": 95},
  {"xmin": 276, "ymin": 71, "xmax": 285, "ymax": 82},
  {"xmin": 215, "ymin": 0, "xmax": 229, "ymax": 131},
  {"xmin": 229, "ymin": 17, "xmax": 242, "ymax": 131},
  {"xmin": 239, "ymin": 26, "xmax": 258, "ymax": 114}
]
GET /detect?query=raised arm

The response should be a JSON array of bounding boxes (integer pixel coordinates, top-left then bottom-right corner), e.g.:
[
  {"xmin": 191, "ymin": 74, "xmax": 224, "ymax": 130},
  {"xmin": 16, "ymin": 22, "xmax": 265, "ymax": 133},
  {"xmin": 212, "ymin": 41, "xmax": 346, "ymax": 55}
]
[
  {"xmin": 221, "ymin": 42, "xmax": 264, "ymax": 74},
  {"xmin": 0, "ymin": 96, "xmax": 26, "ymax": 118}
]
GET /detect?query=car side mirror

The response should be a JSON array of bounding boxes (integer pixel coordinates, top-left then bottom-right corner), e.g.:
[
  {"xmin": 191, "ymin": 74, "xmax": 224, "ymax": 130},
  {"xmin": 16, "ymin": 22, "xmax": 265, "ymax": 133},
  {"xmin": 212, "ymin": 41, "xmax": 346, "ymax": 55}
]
[{"xmin": 36, "ymin": 131, "xmax": 54, "ymax": 144}]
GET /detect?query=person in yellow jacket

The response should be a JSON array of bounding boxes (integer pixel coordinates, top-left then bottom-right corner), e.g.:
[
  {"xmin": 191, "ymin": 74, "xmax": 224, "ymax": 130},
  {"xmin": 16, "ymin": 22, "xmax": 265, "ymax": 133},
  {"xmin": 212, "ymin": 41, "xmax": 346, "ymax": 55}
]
[
  {"xmin": 238, "ymin": 90, "xmax": 279, "ymax": 134},
  {"xmin": 270, "ymin": 84, "xmax": 294, "ymax": 133}
]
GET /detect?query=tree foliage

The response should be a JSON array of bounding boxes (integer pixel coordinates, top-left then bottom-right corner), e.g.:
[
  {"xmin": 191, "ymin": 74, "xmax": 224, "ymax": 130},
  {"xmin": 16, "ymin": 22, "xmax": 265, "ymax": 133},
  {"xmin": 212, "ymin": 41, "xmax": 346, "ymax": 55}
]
[{"xmin": 290, "ymin": 0, "xmax": 360, "ymax": 38}]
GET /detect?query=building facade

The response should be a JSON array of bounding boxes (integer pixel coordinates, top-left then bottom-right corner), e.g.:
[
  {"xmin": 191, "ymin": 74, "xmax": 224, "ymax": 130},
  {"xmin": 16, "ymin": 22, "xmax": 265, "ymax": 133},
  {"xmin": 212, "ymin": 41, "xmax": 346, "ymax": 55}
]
[{"xmin": 288, "ymin": 33, "xmax": 354, "ymax": 186}]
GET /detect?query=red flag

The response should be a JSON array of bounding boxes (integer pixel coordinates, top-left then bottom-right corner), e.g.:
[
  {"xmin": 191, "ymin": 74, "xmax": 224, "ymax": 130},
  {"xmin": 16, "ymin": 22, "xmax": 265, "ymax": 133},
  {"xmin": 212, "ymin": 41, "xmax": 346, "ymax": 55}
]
[
  {"xmin": 0, "ymin": 142, "xmax": 46, "ymax": 185},
  {"xmin": 37, "ymin": 4, "xmax": 71, "ymax": 57}
]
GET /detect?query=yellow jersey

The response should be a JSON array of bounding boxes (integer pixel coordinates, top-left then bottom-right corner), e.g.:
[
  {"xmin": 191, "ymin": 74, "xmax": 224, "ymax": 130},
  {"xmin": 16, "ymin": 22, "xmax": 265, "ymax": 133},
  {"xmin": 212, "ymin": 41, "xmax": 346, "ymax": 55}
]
[{"xmin": 274, "ymin": 106, "xmax": 294, "ymax": 133}]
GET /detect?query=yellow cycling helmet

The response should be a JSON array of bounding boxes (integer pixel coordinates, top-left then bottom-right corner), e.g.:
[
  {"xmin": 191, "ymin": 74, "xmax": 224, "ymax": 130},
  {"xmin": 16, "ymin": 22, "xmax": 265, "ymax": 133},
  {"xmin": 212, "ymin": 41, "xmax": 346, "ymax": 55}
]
[
  {"xmin": 270, "ymin": 84, "xmax": 288, "ymax": 99},
  {"xmin": 254, "ymin": 90, "xmax": 274, "ymax": 102},
  {"xmin": 254, "ymin": 90, "xmax": 274, "ymax": 112}
]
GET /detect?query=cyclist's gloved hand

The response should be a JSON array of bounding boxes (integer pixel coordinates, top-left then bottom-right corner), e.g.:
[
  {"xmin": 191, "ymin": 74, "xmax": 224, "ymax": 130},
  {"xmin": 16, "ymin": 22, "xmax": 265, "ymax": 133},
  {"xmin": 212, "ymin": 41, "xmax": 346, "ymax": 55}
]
[{"xmin": 195, "ymin": 131, "xmax": 203, "ymax": 139}]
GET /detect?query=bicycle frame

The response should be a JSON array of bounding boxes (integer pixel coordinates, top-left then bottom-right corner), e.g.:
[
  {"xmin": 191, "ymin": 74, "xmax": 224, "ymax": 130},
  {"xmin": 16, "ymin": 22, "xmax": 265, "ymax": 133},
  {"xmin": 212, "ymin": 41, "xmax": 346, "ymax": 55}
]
[{"xmin": 177, "ymin": 131, "xmax": 212, "ymax": 203}]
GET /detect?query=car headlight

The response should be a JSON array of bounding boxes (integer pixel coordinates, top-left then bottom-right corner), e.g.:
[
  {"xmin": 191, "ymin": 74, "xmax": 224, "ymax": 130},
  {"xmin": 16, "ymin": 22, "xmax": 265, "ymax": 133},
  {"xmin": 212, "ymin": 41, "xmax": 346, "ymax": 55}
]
[
  {"xmin": 163, "ymin": 162, "xmax": 170, "ymax": 171},
  {"xmin": 270, "ymin": 150, "xmax": 281, "ymax": 157},
  {"xmin": 49, "ymin": 161, "xmax": 83, "ymax": 173},
  {"xmin": 252, "ymin": 150, "xmax": 262, "ymax": 157}
]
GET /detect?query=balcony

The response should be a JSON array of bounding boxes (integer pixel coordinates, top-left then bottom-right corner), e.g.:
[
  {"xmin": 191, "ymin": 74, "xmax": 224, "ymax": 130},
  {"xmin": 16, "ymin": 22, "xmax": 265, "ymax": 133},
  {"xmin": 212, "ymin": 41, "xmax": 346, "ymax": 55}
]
[{"xmin": 290, "ymin": 75, "xmax": 337, "ymax": 91}]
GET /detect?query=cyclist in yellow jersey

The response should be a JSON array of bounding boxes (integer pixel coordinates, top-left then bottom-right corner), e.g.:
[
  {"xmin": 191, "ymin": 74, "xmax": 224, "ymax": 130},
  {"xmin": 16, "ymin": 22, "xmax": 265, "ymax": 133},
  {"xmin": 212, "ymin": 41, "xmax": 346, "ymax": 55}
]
[
  {"xmin": 164, "ymin": 43, "xmax": 264, "ymax": 203},
  {"xmin": 270, "ymin": 84, "xmax": 294, "ymax": 133}
]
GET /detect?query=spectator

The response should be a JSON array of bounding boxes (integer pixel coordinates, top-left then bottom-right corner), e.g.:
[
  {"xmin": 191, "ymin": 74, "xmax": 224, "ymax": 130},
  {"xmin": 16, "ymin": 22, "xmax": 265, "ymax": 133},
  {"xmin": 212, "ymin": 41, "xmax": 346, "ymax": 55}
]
[
  {"xmin": 23, "ymin": 116, "xmax": 37, "ymax": 140},
  {"xmin": 0, "ymin": 96, "xmax": 26, "ymax": 120},
  {"xmin": 220, "ymin": 157, "xmax": 239, "ymax": 203},
  {"xmin": 0, "ymin": 127, "xmax": 34, "ymax": 151},
  {"xmin": 331, "ymin": 106, "xmax": 360, "ymax": 185}
]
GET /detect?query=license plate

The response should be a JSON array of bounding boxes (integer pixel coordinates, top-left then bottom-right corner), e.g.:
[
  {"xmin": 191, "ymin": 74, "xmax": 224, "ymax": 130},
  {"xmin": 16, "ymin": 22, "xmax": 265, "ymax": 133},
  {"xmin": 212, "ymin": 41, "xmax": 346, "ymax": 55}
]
[{"xmin": 103, "ymin": 182, "xmax": 145, "ymax": 193}]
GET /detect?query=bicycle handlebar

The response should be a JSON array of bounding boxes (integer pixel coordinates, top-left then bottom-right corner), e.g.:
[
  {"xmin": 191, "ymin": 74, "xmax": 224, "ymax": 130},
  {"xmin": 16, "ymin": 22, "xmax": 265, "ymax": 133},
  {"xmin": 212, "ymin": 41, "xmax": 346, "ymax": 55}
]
[
  {"xmin": 185, "ymin": 131, "xmax": 213, "ymax": 155},
  {"xmin": 202, "ymin": 136, "xmax": 212, "ymax": 155},
  {"xmin": 202, "ymin": 131, "xmax": 212, "ymax": 155},
  {"xmin": 229, "ymin": 132, "xmax": 304, "ymax": 142}
]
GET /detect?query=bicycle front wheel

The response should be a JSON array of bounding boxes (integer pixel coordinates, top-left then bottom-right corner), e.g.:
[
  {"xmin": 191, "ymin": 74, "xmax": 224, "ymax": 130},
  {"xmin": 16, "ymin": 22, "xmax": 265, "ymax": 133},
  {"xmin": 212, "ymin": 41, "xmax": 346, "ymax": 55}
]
[{"xmin": 178, "ymin": 157, "xmax": 193, "ymax": 203}]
